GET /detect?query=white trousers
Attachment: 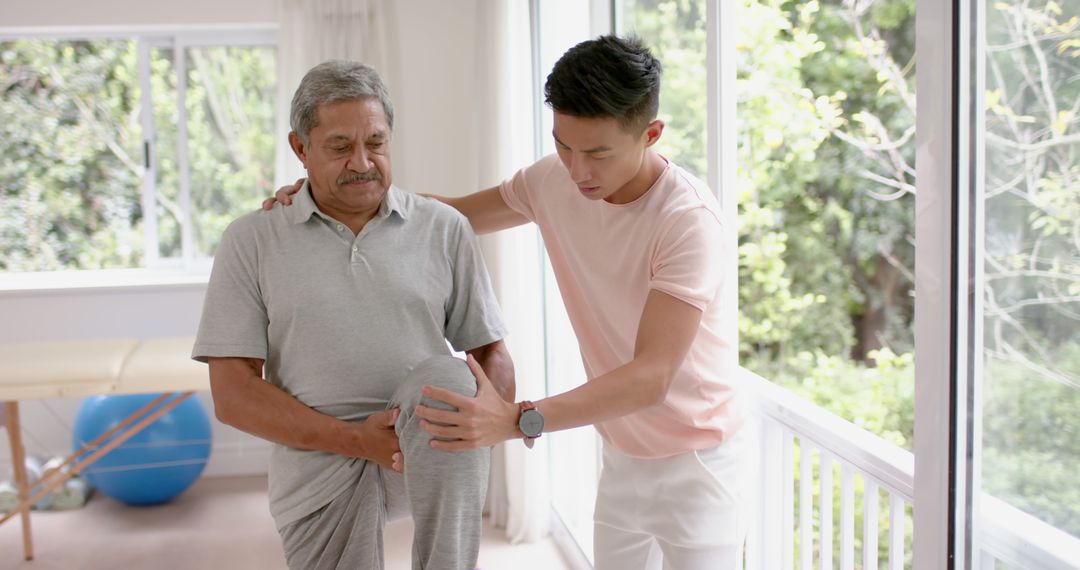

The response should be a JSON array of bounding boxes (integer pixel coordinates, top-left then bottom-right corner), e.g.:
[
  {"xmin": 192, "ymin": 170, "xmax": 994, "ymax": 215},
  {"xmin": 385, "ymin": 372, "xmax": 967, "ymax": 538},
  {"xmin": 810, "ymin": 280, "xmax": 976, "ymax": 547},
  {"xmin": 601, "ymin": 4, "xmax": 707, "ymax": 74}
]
[{"xmin": 593, "ymin": 426, "xmax": 756, "ymax": 570}]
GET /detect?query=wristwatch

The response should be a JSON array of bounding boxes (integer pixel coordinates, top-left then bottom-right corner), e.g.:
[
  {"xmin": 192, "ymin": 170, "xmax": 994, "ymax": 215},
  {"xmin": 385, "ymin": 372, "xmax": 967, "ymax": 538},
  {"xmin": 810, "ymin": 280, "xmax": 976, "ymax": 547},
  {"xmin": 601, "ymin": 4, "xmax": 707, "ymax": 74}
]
[{"xmin": 517, "ymin": 401, "xmax": 545, "ymax": 449}]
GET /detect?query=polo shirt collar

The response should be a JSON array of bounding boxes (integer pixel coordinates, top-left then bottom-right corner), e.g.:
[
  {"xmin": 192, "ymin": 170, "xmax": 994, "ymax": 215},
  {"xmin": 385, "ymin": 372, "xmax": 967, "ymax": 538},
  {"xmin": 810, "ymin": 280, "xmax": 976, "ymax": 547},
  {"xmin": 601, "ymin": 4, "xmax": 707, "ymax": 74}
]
[
  {"xmin": 285, "ymin": 180, "xmax": 320, "ymax": 225},
  {"xmin": 381, "ymin": 185, "xmax": 409, "ymax": 221},
  {"xmin": 286, "ymin": 181, "xmax": 409, "ymax": 225}
]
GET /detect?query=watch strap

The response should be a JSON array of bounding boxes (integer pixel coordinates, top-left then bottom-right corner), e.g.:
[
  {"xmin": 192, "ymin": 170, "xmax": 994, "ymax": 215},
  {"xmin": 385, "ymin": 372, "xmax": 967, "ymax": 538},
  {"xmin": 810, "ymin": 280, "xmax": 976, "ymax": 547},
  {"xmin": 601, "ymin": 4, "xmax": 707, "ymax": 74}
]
[{"xmin": 518, "ymin": 400, "xmax": 540, "ymax": 448}]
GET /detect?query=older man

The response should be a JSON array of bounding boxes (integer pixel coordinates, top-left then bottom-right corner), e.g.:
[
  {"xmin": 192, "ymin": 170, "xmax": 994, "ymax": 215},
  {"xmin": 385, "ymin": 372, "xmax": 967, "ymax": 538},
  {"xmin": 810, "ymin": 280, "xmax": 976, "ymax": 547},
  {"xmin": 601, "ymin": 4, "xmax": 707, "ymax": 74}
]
[{"xmin": 192, "ymin": 60, "xmax": 513, "ymax": 570}]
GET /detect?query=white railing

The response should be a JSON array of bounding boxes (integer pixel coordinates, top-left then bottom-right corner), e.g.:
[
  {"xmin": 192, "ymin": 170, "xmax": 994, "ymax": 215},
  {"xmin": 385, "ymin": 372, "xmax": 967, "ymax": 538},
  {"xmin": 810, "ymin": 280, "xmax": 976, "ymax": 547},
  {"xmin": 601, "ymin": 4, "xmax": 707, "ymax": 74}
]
[
  {"xmin": 741, "ymin": 368, "xmax": 914, "ymax": 570},
  {"xmin": 739, "ymin": 368, "xmax": 1080, "ymax": 570}
]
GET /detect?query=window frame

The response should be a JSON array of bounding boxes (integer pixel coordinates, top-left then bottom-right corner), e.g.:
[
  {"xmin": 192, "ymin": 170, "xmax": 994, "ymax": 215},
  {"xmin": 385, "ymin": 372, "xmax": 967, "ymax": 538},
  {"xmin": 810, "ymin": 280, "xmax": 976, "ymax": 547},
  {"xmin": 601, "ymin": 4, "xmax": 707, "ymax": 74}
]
[{"xmin": 912, "ymin": 0, "xmax": 971, "ymax": 566}]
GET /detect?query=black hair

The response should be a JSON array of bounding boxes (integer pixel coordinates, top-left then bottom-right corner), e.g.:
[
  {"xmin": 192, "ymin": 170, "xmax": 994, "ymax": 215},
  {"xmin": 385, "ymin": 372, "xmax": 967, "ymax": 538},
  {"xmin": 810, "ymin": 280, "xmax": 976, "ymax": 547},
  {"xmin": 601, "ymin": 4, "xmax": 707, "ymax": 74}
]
[{"xmin": 544, "ymin": 35, "xmax": 662, "ymax": 134}]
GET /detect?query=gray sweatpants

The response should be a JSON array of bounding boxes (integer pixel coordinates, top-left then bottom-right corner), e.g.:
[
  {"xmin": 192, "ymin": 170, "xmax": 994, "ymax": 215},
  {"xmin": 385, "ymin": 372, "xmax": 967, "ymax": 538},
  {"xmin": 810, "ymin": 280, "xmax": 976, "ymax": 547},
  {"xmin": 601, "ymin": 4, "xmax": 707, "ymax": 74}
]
[{"xmin": 279, "ymin": 356, "xmax": 491, "ymax": 570}]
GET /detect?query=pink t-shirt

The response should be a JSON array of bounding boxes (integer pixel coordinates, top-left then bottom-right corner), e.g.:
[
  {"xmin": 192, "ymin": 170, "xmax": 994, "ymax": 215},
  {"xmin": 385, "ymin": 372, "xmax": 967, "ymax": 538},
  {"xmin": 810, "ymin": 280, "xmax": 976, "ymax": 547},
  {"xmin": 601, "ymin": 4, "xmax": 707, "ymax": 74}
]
[{"xmin": 499, "ymin": 154, "xmax": 745, "ymax": 458}]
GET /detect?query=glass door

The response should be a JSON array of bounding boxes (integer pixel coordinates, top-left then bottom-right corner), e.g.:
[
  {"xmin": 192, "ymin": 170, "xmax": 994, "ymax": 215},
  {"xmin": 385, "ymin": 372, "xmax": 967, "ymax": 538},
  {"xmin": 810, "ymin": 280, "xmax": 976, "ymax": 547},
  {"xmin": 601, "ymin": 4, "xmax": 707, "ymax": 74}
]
[{"xmin": 974, "ymin": 0, "xmax": 1080, "ymax": 566}]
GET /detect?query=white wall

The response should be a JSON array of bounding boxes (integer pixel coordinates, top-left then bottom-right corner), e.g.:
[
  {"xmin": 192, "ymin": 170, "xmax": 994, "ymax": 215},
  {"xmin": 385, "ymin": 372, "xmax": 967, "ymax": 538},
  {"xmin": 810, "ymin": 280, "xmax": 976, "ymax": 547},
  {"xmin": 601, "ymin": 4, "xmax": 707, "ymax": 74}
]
[
  {"xmin": 392, "ymin": 0, "xmax": 484, "ymax": 197},
  {"xmin": 0, "ymin": 0, "xmax": 278, "ymax": 27},
  {"xmin": 0, "ymin": 0, "xmax": 487, "ymax": 480}
]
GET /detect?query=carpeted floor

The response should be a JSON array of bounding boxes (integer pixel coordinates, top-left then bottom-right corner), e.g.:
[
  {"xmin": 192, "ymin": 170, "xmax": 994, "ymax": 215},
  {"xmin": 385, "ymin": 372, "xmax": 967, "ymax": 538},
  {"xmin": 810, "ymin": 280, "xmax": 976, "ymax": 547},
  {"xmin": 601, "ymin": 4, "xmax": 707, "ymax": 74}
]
[{"xmin": 0, "ymin": 475, "xmax": 571, "ymax": 569}]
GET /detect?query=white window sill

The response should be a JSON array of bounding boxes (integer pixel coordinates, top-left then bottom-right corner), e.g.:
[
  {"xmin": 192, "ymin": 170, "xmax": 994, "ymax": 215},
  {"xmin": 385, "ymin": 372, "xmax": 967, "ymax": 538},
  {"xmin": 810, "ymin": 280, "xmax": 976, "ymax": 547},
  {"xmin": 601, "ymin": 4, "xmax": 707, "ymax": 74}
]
[{"xmin": 0, "ymin": 267, "xmax": 211, "ymax": 295}]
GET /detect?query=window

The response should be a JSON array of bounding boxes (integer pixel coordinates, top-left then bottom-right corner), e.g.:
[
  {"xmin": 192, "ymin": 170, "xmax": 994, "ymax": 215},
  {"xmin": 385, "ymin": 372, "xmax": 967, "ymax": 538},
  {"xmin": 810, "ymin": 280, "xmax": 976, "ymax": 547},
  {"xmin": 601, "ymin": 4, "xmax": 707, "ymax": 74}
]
[
  {"xmin": 625, "ymin": 0, "xmax": 919, "ymax": 566},
  {"xmin": 536, "ymin": 0, "xmax": 1079, "ymax": 566},
  {"xmin": 734, "ymin": 0, "xmax": 916, "ymax": 448},
  {"xmin": 534, "ymin": 0, "xmax": 612, "ymax": 563},
  {"xmin": 0, "ymin": 28, "xmax": 276, "ymax": 273},
  {"xmin": 620, "ymin": 0, "xmax": 707, "ymax": 178},
  {"xmin": 977, "ymin": 0, "xmax": 1080, "ymax": 555},
  {"xmin": 532, "ymin": 7, "xmax": 715, "ymax": 556},
  {"xmin": 621, "ymin": 0, "xmax": 918, "ymax": 446}
]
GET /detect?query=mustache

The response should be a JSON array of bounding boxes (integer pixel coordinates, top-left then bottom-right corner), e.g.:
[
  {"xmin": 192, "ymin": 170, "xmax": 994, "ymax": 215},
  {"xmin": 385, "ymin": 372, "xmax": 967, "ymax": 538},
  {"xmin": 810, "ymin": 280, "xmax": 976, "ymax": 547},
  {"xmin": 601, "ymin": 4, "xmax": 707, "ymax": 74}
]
[{"xmin": 337, "ymin": 170, "xmax": 381, "ymax": 185}]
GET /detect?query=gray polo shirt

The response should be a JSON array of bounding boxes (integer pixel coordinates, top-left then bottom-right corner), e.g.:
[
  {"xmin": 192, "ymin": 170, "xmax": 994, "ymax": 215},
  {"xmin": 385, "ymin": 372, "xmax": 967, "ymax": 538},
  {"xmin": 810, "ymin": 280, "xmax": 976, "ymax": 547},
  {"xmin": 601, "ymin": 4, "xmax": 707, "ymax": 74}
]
[{"xmin": 192, "ymin": 183, "xmax": 507, "ymax": 528}]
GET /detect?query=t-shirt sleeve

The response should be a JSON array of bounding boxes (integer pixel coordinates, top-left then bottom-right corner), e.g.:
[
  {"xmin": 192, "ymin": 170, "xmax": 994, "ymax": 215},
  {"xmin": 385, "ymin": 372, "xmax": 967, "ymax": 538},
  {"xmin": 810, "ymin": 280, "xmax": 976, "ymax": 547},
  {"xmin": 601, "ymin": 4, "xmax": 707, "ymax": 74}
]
[
  {"xmin": 191, "ymin": 219, "xmax": 269, "ymax": 362},
  {"xmin": 443, "ymin": 217, "xmax": 509, "ymax": 352},
  {"xmin": 649, "ymin": 208, "xmax": 728, "ymax": 311},
  {"xmin": 498, "ymin": 163, "xmax": 539, "ymax": 222}
]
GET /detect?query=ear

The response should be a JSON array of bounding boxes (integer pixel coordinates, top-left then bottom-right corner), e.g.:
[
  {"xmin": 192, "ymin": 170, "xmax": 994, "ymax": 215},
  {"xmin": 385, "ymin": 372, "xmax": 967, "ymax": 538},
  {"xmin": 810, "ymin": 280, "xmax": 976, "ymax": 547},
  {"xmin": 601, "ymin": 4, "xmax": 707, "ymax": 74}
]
[
  {"xmin": 642, "ymin": 119, "xmax": 665, "ymax": 148},
  {"xmin": 288, "ymin": 132, "xmax": 309, "ymax": 167}
]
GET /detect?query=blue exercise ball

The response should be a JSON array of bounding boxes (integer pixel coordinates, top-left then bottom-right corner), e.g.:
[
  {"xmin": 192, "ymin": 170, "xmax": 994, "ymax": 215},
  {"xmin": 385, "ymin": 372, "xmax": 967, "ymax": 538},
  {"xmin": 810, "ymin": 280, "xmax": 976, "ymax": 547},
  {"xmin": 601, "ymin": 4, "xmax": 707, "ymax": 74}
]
[{"xmin": 72, "ymin": 393, "xmax": 212, "ymax": 506}]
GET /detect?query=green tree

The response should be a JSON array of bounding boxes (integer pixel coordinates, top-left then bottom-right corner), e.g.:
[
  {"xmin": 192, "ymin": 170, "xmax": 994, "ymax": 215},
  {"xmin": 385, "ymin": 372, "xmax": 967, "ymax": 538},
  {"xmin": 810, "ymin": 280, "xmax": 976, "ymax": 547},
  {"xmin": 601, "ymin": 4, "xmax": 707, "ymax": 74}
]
[
  {"xmin": 0, "ymin": 39, "xmax": 275, "ymax": 271},
  {"xmin": 0, "ymin": 40, "xmax": 143, "ymax": 270}
]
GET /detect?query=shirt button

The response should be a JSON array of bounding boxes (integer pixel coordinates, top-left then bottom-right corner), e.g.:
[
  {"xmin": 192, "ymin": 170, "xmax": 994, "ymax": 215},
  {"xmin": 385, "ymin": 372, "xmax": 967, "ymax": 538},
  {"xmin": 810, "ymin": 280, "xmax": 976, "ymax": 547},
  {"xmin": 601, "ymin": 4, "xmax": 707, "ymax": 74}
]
[
  {"xmin": 338, "ymin": 225, "xmax": 345, "ymax": 232},
  {"xmin": 352, "ymin": 246, "xmax": 358, "ymax": 252}
]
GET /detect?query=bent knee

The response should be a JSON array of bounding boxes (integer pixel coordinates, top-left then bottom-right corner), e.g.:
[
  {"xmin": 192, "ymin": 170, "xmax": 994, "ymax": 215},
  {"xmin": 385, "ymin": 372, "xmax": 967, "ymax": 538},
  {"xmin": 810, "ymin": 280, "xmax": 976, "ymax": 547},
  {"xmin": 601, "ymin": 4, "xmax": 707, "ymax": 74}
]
[{"xmin": 403, "ymin": 356, "xmax": 476, "ymax": 410}]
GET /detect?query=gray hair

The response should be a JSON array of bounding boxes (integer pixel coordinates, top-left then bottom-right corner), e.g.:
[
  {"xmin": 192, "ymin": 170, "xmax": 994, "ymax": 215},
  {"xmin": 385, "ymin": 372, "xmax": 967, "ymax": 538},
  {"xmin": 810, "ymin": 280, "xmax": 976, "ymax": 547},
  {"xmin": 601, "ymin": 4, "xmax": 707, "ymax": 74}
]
[{"xmin": 289, "ymin": 60, "xmax": 395, "ymax": 147}]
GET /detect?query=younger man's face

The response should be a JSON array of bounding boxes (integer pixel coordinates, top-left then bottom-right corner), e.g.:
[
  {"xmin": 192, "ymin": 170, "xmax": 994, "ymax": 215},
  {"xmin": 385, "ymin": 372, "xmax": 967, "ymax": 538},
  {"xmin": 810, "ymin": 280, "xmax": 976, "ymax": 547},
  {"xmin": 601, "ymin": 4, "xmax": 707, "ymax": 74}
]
[{"xmin": 552, "ymin": 112, "xmax": 660, "ymax": 204}]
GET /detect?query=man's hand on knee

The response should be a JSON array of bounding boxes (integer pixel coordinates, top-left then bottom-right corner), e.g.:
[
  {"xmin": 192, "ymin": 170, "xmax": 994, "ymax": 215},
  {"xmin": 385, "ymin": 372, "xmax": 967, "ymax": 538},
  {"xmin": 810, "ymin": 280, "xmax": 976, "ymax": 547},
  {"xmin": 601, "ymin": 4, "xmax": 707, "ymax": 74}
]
[
  {"xmin": 414, "ymin": 355, "xmax": 519, "ymax": 451},
  {"xmin": 358, "ymin": 408, "xmax": 403, "ymax": 472}
]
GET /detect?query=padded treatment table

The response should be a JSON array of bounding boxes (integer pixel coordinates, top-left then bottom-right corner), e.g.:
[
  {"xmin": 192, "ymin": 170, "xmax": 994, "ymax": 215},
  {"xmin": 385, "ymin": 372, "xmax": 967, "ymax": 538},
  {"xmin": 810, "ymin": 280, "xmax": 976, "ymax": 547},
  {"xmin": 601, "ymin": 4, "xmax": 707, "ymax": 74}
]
[{"xmin": 0, "ymin": 336, "xmax": 206, "ymax": 561}]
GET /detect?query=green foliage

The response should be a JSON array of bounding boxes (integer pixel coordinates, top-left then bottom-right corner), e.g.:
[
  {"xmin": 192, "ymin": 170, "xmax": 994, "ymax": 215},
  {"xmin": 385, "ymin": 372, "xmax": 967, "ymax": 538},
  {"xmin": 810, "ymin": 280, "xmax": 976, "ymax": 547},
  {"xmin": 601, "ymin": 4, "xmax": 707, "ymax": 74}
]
[
  {"xmin": 0, "ymin": 39, "xmax": 275, "ymax": 270},
  {"xmin": 625, "ymin": 0, "xmax": 708, "ymax": 177},
  {"xmin": 763, "ymin": 0, "xmax": 917, "ymax": 363},
  {"xmin": 769, "ymin": 348, "xmax": 915, "ymax": 448},
  {"xmin": 983, "ymin": 347, "xmax": 1080, "ymax": 534},
  {"xmin": 185, "ymin": 47, "xmax": 277, "ymax": 256},
  {"xmin": 0, "ymin": 40, "xmax": 143, "ymax": 270}
]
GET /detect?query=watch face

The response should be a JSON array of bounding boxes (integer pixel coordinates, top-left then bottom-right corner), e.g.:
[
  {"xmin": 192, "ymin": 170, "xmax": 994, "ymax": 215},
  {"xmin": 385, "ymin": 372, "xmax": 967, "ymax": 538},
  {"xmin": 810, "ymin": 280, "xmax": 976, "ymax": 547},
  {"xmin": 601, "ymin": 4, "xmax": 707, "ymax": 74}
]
[{"xmin": 519, "ymin": 408, "xmax": 544, "ymax": 438}]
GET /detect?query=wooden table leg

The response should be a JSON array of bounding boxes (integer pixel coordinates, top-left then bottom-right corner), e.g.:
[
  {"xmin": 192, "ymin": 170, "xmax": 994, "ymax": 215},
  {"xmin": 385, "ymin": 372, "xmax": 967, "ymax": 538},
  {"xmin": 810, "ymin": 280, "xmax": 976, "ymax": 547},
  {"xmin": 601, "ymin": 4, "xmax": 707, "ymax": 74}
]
[{"xmin": 4, "ymin": 401, "xmax": 33, "ymax": 561}]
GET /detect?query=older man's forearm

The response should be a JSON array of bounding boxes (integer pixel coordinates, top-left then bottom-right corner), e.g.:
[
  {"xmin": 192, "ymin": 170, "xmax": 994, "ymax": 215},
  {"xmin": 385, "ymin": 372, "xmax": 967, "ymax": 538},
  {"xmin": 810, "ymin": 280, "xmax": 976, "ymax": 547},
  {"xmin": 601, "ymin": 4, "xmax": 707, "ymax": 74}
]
[
  {"xmin": 468, "ymin": 340, "xmax": 516, "ymax": 402},
  {"xmin": 208, "ymin": 357, "xmax": 366, "ymax": 456}
]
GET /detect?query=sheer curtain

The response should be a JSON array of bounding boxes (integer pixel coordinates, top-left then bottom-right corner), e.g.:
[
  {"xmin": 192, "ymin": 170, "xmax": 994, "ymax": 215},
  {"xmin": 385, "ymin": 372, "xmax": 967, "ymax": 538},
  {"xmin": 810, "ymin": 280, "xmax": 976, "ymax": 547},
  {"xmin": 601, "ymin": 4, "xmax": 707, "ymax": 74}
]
[
  {"xmin": 472, "ymin": 0, "xmax": 551, "ymax": 544},
  {"xmin": 274, "ymin": 0, "xmax": 399, "ymax": 187}
]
